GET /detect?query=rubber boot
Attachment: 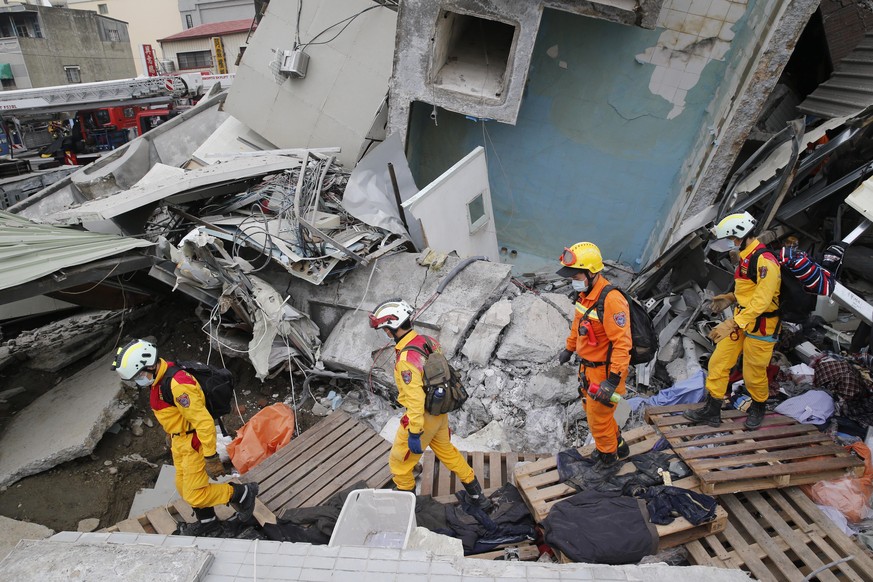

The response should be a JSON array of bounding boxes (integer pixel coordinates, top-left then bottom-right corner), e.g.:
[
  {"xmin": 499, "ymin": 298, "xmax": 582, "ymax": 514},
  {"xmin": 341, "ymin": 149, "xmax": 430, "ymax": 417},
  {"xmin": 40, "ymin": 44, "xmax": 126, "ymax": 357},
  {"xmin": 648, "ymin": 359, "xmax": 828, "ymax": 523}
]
[
  {"xmin": 683, "ymin": 395, "xmax": 722, "ymax": 427},
  {"xmin": 463, "ymin": 477, "xmax": 493, "ymax": 511},
  {"xmin": 744, "ymin": 400, "xmax": 766, "ymax": 430},
  {"xmin": 229, "ymin": 482, "xmax": 259, "ymax": 523},
  {"xmin": 177, "ymin": 507, "xmax": 222, "ymax": 536},
  {"xmin": 617, "ymin": 435, "xmax": 630, "ymax": 460},
  {"xmin": 593, "ymin": 451, "xmax": 618, "ymax": 473}
]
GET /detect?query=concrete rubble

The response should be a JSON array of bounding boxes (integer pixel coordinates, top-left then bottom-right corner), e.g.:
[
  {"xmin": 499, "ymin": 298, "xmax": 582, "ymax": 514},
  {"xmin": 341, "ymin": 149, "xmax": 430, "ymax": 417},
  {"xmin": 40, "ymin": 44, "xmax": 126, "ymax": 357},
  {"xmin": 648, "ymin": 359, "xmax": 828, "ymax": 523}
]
[
  {"xmin": 0, "ymin": 517, "xmax": 52, "ymax": 561},
  {"xmin": 2, "ymin": 0, "xmax": 873, "ymax": 577},
  {"xmin": 0, "ymin": 539, "xmax": 213, "ymax": 582},
  {"xmin": 0, "ymin": 358, "xmax": 132, "ymax": 488}
]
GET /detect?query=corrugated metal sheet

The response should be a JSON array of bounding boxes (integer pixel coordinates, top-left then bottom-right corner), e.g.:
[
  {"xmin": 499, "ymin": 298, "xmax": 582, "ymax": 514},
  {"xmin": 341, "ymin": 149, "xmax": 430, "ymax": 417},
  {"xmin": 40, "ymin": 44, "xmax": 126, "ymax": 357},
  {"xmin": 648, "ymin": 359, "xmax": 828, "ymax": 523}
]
[
  {"xmin": 0, "ymin": 211, "xmax": 153, "ymax": 291},
  {"xmin": 799, "ymin": 32, "xmax": 873, "ymax": 119}
]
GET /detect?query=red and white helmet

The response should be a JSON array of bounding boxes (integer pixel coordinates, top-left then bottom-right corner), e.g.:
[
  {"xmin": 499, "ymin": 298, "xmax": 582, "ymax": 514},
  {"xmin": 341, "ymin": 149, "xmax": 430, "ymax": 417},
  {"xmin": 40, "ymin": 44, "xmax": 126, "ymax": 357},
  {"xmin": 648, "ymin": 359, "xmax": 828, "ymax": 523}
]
[{"xmin": 369, "ymin": 299, "xmax": 414, "ymax": 330}]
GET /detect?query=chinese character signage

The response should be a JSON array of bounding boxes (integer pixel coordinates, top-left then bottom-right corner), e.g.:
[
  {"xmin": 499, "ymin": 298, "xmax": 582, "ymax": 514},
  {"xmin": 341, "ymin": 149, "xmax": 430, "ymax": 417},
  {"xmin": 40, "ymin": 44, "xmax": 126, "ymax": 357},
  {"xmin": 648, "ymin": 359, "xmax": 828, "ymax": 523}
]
[
  {"xmin": 212, "ymin": 37, "xmax": 227, "ymax": 75},
  {"xmin": 142, "ymin": 44, "xmax": 158, "ymax": 77}
]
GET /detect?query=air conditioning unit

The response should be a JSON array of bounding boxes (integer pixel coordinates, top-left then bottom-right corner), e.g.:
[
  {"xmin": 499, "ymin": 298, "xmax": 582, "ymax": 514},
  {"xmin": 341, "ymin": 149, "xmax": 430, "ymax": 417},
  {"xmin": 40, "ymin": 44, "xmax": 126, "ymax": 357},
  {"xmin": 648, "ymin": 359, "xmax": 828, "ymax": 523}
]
[{"xmin": 159, "ymin": 59, "xmax": 176, "ymax": 73}]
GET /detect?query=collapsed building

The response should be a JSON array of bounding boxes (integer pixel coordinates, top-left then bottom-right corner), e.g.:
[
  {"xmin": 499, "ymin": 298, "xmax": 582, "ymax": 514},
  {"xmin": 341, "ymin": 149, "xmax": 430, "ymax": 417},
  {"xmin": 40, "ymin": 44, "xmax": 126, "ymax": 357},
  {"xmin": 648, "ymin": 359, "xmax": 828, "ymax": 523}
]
[{"xmin": 2, "ymin": 0, "xmax": 873, "ymax": 579}]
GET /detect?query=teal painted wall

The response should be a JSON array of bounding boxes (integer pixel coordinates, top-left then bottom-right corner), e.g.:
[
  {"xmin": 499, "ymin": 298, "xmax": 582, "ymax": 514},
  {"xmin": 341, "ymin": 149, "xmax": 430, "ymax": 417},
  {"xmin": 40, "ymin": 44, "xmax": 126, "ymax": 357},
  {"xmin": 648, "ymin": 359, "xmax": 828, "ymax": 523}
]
[{"xmin": 408, "ymin": 7, "xmax": 735, "ymax": 269}]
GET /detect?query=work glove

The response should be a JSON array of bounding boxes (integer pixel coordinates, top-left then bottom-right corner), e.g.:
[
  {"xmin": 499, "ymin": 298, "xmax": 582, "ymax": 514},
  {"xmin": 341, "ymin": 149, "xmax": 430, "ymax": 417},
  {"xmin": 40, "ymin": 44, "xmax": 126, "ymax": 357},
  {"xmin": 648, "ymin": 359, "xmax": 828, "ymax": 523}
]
[
  {"xmin": 204, "ymin": 454, "xmax": 227, "ymax": 479},
  {"xmin": 407, "ymin": 431, "xmax": 423, "ymax": 455},
  {"xmin": 709, "ymin": 292, "xmax": 736, "ymax": 314},
  {"xmin": 591, "ymin": 373, "xmax": 620, "ymax": 406},
  {"xmin": 708, "ymin": 318, "xmax": 739, "ymax": 344},
  {"xmin": 821, "ymin": 242, "xmax": 846, "ymax": 274},
  {"xmin": 558, "ymin": 349, "xmax": 574, "ymax": 365}
]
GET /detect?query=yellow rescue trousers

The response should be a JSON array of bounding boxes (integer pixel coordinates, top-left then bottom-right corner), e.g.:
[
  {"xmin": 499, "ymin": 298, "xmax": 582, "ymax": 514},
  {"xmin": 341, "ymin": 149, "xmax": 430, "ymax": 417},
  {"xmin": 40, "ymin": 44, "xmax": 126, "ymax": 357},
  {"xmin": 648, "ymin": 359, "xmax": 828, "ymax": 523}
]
[
  {"xmin": 706, "ymin": 329, "xmax": 776, "ymax": 403},
  {"xmin": 171, "ymin": 432, "xmax": 234, "ymax": 508},
  {"xmin": 389, "ymin": 412, "xmax": 474, "ymax": 491}
]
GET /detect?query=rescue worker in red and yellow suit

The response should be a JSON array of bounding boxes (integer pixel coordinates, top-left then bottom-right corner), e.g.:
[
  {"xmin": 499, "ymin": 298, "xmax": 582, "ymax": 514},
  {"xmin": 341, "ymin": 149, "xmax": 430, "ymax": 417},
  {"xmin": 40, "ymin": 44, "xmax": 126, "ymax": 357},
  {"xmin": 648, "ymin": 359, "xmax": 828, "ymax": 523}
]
[
  {"xmin": 112, "ymin": 339, "xmax": 258, "ymax": 534},
  {"xmin": 557, "ymin": 242, "xmax": 633, "ymax": 472},
  {"xmin": 369, "ymin": 299, "xmax": 492, "ymax": 510},
  {"xmin": 684, "ymin": 212, "xmax": 780, "ymax": 430}
]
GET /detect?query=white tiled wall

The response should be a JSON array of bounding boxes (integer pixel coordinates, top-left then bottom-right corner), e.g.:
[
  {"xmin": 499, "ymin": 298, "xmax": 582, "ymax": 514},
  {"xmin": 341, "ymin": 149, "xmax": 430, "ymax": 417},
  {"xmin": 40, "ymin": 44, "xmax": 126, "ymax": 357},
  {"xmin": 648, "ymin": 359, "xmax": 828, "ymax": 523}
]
[{"xmin": 637, "ymin": 0, "xmax": 749, "ymax": 119}]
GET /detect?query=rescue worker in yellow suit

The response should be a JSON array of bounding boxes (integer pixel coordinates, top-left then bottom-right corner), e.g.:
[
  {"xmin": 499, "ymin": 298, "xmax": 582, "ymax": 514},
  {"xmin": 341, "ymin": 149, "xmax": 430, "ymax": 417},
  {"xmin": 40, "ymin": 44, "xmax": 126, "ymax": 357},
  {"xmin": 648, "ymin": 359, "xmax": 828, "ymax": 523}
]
[
  {"xmin": 684, "ymin": 211, "xmax": 781, "ymax": 430},
  {"xmin": 112, "ymin": 339, "xmax": 259, "ymax": 534},
  {"xmin": 369, "ymin": 299, "xmax": 492, "ymax": 510},
  {"xmin": 557, "ymin": 242, "xmax": 633, "ymax": 472}
]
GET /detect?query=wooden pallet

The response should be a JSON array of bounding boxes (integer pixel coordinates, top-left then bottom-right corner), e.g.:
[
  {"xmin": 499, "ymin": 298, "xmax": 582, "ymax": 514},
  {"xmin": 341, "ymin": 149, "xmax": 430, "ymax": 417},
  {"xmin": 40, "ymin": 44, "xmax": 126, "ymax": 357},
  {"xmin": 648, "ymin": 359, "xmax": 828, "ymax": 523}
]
[
  {"xmin": 240, "ymin": 410, "xmax": 393, "ymax": 516},
  {"xmin": 422, "ymin": 450, "xmax": 547, "ymax": 503},
  {"xmin": 645, "ymin": 404, "xmax": 865, "ymax": 495},
  {"xmin": 687, "ymin": 487, "xmax": 873, "ymax": 582},
  {"xmin": 104, "ymin": 496, "xmax": 276, "ymax": 534},
  {"xmin": 513, "ymin": 424, "xmax": 727, "ymax": 550}
]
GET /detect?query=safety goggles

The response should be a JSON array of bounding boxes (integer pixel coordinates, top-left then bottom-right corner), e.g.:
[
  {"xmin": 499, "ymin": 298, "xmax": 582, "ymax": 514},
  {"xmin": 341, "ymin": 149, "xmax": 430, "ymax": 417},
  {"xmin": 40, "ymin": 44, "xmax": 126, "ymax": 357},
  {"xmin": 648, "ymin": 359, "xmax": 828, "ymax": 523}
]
[
  {"xmin": 559, "ymin": 247, "xmax": 577, "ymax": 266},
  {"xmin": 368, "ymin": 313, "xmax": 397, "ymax": 329}
]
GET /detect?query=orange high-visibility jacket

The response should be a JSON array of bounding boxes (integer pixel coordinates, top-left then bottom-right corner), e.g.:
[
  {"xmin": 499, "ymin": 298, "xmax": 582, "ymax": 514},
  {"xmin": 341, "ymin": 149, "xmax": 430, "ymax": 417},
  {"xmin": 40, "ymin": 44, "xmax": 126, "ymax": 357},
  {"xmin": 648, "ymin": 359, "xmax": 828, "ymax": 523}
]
[{"xmin": 565, "ymin": 275, "xmax": 632, "ymax": 378}]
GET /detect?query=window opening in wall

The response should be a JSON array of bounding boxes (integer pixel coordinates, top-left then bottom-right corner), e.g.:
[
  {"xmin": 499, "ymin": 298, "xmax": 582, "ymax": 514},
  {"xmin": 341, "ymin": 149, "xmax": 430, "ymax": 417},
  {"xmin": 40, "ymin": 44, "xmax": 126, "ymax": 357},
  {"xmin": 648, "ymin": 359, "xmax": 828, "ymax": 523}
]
[
  {"xmin": 467, "ymin": 191, "xmax": 488, "ymax": 233},
  {"xmin": 106, "ymin": 28, "xmax": 120, "ymax": 41},
  {"xmin": 98, "ymin": 3, "xmax": 108, "ymax": 15},
  {"xmin": 186, "ymin": 14, "xmax": 193, "ymax": 29},
  {"xmin": 431, "ymin": 11, "xmax": 516, "ymax": 103},
  {"xmin": 65, "ymin": 66, "xmax": 81, "ymax": 84},
  {"xmin": 177, "ymin": 50, "xmax": 213, "ymax": 70}
]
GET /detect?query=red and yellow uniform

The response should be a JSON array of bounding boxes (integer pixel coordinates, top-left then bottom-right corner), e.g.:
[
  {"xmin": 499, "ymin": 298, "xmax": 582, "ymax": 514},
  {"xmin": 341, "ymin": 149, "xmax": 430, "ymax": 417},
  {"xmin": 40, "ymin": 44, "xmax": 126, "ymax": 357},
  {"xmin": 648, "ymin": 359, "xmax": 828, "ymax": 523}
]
[
  {"xmin": 706, "ymin": 239, "xmax": 781, "ymax": 403},
  {"xmin": 150, "ymin": 359, "xmax": 233, "ymax": 508},
  {"xmin": 565, "ymin": 275, "xmax": 632, "ymax": 455},
  {"xmin": 388, "ymin": 331, "xmax": 475, "ymax": 491}
]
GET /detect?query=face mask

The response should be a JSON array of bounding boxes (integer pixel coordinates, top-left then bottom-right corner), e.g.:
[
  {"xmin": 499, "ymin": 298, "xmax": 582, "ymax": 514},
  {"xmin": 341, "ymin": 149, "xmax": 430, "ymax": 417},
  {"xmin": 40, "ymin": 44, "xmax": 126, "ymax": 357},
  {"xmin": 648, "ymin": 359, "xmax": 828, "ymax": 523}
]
[
  {"xmin": 571, "ymin": 279, "xmax": 589, "ymax": 293},
  {"xmin": 134, "ymin": 374, "xmax": 153, "ymax": 387}
]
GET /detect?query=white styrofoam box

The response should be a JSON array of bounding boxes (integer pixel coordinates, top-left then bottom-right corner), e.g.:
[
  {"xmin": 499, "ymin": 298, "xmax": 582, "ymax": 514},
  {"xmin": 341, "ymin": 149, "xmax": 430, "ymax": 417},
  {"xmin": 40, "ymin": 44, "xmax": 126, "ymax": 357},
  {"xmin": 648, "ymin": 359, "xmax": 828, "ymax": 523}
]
[
  {"xmin": 794, "ymin": 341, "xmax": 823, "ymax": 364},
  {"xmin": 328, "ymin": 489, "xmax": 416, "ymax": 550}
]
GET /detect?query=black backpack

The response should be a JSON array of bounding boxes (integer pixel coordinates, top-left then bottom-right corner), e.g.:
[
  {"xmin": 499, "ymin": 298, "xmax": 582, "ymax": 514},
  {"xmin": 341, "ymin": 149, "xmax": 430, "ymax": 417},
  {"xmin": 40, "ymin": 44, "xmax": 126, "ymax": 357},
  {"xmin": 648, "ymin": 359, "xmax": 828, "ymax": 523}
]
[
  {"xmin": 160, "ymin": 360, "xmax": 235, "ymax": 436},
  {"xmin": 747, "ymin": 247, "xmax": 815, "ymax": 324},
  {"xmin": 400, "ymin": 337, "xmax": 469, "ymax": 415},
  {"xmin": 583, "ymin": 285, "xmax": 659, "ymax": 366}
]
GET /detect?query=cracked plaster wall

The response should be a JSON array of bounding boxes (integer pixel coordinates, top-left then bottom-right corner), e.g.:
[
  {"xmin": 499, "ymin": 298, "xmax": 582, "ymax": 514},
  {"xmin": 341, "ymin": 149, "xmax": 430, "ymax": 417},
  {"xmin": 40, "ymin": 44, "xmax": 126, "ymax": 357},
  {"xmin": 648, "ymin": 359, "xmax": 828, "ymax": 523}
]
[
  {"xmin": 403, "ymin": 0, "xmax": 811, "ymax": 269},
  {"xmin": 654, "ymin": 0, "xmax": 819, "ymax": 258}
]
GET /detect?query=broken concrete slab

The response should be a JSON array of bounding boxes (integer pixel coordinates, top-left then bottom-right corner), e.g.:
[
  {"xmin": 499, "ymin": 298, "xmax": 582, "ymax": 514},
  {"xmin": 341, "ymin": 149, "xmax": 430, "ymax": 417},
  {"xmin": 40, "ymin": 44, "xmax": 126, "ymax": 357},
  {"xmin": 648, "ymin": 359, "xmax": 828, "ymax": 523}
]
[
  {"xmin": 0, "ymin": 357, "xmax": 132, "ymax": 488},
  {"xmin": 313, "ymin": 253, "xmax": 512, "ymax": 381},
  {"xmin": 77, "ymin": 519, "xmax": 100, "ymax": 533},
  {"xmin": 461, "ymin": 299, "xmax": 512, "ymax": 366},
  {"xmin": 524, "ymin": 365, "xmax": 579, "ymax": 407},
  {"xmin": 226, "ymin": 0, "xmax": 397, "ymax": 169},
  {"xmin": 0, "ymin": 517, "xmax": 53, "ymax": 561},
  {"xmin": 128, "ymin": 464, "xmax": 177, "ymax": 519},
  {"xmin": 25, "ymin": 327, "xmax": 114, "ymax": 373},
  {"xmin": 496, "ymin": 293, "xmax": 568, "ymax": 364},
  {"xmin": 0, "ymin": 539, "xmax": 212, "ymax": 582}
]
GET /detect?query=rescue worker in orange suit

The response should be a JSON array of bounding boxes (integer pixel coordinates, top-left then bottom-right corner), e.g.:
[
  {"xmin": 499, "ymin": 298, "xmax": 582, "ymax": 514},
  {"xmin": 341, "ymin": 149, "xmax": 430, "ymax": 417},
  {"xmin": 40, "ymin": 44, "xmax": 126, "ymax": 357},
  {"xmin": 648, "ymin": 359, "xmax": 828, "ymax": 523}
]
[
  {"xmin": 557, "ymin": 242, "xmax": 633, "ymax": 472},
  {"xmin": 112, "ymin": 339, "xmax": 259, "ymax": 534},
  {"xmin": 369, "ymin": 299, "xmax": 492, "ymax": 510},
  {"xmin": 684, "ymin": 211, "xmax": 780, "ymax": 430}
]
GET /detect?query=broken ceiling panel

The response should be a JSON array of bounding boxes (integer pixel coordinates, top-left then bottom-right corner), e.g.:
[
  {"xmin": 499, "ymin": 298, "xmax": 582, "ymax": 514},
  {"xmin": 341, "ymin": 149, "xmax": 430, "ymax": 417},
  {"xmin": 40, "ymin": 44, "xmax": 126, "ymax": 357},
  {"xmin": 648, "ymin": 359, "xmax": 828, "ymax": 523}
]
[
  {"xmin": 402, "ymin": 147, "xmax": 499, "ymax": 261},
  {"xmin": 225, "ymin": 0, "xmax": 397, "ymax": 169},
  {"xmin": 0, "ymin": 211, "xmax": 152, "ymax": 292}
]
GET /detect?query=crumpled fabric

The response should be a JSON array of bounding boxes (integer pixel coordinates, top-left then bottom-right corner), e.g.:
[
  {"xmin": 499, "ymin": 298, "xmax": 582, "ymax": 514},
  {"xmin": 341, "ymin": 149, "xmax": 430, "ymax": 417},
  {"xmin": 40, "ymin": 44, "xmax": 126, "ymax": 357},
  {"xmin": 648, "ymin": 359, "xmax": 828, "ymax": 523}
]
[
  {"xmin": 774, "ymin": 390, "xmax": 834, "ymax": 425},
  {"xmin": 444, "ymin": 484, "xmax": 536, "ymax": 555},
  {"xmin": 626, "ymin": 370, "xmax": 706, "ymax": 412},
  {"xmin": 812, "ymin": 353, "xmax": 873, "ymax": 410},
  {"xmin": 633, "ymin": 485, "xmax": 717, "ymax": 526},
  {"xmin": 556, "ymin": 449, "xmax": 689, "ymax": 494},
  {"xmin": 264, "ymin": 480, "xmax": 369, "ymax": 544}
]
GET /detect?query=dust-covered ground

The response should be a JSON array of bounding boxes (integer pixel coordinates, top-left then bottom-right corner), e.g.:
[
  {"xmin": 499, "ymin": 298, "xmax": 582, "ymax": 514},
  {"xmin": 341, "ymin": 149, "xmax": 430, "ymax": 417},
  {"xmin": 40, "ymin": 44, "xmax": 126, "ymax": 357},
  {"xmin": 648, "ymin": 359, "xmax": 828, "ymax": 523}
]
[{"xmin": 0, "ymin": 297, "xmax": 325, "ymax": 533}]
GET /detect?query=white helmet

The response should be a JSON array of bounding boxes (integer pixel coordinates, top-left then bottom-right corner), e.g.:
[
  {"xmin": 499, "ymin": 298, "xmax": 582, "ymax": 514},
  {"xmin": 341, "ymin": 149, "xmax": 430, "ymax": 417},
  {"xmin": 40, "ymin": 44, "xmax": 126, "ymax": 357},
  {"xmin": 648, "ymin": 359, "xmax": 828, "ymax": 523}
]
[
  {"xmin": 112, "ymin": 339, "xmax": 158, "ymax": 380},
  {"xmin": 369, "ymin": 299, "xmax": 414, "ymax": 330},
  {"xmin": 712, "ymin": 211, "xmax": 756, "ymax": 240}
]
